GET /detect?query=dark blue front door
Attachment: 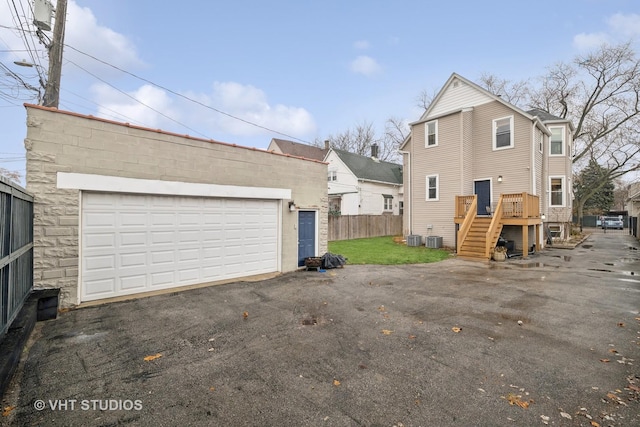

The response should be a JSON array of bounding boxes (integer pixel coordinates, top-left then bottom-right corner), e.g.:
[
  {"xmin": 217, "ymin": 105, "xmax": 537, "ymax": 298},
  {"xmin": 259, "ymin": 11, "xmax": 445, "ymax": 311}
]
[
  {"xmin": 474, "ymin": 180, "xmax": 491, "ymax": 216},
  {"xmin": 298, "ymin": 211, "xmax": 316, "ymax": 266}
]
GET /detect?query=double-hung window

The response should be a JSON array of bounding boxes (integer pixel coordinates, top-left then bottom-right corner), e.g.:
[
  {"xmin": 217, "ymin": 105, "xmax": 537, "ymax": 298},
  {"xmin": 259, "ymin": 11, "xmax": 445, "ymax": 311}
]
[
  {"xmin": 425, "ymin": 120, "xmax": 438, "ymax": 147},
  {"xmin": 328, "ymin": 170, "xmax": 337, "ymax": 181},
  {"xmin": 550, "ymin": 127, "xmax": 564, "ymax": 156},
  {"xmin": 426, "ymin": 174, "xmax": 438, "ymax": 201},
  {"xmin": 493, "ymin": 116, "xmax": 513, "ymax": 149},
  {"xmin": 383, "ymin": 195, "xmax": 393, "ymax": 211},
  {"xmin": 550, "ymin": 177, "xmax": 564, "ymax": 207}
]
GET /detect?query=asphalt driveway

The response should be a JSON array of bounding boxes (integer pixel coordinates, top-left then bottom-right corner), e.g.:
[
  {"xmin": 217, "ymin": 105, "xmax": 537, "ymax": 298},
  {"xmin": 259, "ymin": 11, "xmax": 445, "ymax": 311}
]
[{"xmin": 2, "ymin": 232, "xmax": 640, "ymax": 426}]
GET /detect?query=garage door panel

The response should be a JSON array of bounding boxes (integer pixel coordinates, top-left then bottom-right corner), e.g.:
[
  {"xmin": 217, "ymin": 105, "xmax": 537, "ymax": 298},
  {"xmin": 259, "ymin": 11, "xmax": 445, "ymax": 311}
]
[
  {"xmin": 120, "ymin": 232, "xmax": 146, "ymax": 247},
  {"xmin": 81, "ymin": 193, "xmax": 279, "ymax": 301},
  {"xmin": 120, "ymin": 275, "xmax": 147, "ymax": 291},
  {"xmin": 150, "ymin": 271, "xmax": 175, "ymax": 287}
]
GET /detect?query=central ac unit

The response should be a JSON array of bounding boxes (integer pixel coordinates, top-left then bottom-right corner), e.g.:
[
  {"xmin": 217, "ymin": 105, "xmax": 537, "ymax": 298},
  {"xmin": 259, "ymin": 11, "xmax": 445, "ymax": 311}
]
[{"xmin": 407, "ymin": 235, "xmax": 422, "ymax": 247}]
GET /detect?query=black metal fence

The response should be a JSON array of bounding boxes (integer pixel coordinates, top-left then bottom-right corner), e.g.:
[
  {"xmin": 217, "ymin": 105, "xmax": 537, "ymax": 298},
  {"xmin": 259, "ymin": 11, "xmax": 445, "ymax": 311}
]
[{"xmin": 0, "ymin": 177, "xmax": 33, "ymax": 342}]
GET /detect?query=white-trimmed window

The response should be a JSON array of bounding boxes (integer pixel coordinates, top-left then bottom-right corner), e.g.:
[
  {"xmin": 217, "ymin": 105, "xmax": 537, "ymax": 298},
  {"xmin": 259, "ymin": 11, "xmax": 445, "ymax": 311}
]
[
  {"xmin": 550, "ymin": 127, "xmax": 564, "ymax": 156},
  {"xmin": 425, "ymin": 120, "xmax": 438, "ymax": 147},
  {"xmin": 538, "ymin": 130, "xmax": 544, "ymax": 153},
  {"xmin": 426, "ymin": 174, "xmax": 439, "ymax": 201},
  {"xmin": 493, "ymin": 116, "xmax": 513, "ymax": 150},
  {"xmin": 328, "ymin": 170, "xmax": 337, "ymax": 181},
  {"xmin": 383, "ymin": 195, "xmax": 393, "ymax": 211},
  {"xmin": 550, "ymin": 176, "xmax": 565, "ymax": 207}
]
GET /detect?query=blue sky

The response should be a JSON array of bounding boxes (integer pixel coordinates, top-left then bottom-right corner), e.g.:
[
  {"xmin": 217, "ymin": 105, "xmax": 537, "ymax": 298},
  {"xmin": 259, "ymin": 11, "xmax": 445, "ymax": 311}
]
[{"xmin": 1, "ymin": 0, "xmax": 639, "ymax": 182}]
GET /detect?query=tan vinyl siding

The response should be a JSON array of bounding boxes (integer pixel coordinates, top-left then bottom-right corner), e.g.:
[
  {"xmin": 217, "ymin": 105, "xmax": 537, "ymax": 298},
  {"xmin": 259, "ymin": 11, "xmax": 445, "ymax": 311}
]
[
  {"xmin": 411, "ymin": 113, "xmax": 461, "ymax": 246},
  {"xmin": 471, "ymin": 101, "xmax": 531, "ymax": 194},
  {"xmin": 545, "ymin": 125, "xmax": 572, "ymax": 221},
  {"xmin": 461, "ymin": 109, "xmax": 474, "ymax": 195}
]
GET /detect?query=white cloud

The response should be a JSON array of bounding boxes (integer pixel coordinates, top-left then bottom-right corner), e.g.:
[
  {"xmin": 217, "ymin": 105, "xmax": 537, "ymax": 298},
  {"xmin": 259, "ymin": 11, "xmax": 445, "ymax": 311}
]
[
  {"xmin": 0, "ymin": 1, "xmax": 143, "ymax": 81},
  {"xmin": 573, "ymin": 32, "xmax": 611, "ymax": 50},
  {"xmin": 92, "ymin": 83, "xmax": 178, "ymax": 129},
  {"xmin": 354, "ymin": 40, "xmax": 370, "ymax": 49},
  {"xmin": 90, "ymin": 81, "xmax": 316, "ymax": 140},
  {"xmin": 65, "ymin": 1, "xmax": 144, "ymax": 73},
  {"xmin": 201, "ymin": 82, "xmax": 316, "ymax": 136},
  {"xmin": 350, "ymin": 55, "xmax": 382, "ymax": 76},
  {"xmin": 607, "ymin": 13, "xmax": 640, "ymax": 39},
  {"xmin": 573, "ymin": 13, "xmax": 640, "ymax": 50}
]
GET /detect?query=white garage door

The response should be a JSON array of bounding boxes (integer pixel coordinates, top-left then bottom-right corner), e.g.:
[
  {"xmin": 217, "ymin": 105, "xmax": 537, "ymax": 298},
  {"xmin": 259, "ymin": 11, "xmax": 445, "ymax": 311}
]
[{"xmin": 81, "ymin": 192, "xmax": 278, "ymax": 301}]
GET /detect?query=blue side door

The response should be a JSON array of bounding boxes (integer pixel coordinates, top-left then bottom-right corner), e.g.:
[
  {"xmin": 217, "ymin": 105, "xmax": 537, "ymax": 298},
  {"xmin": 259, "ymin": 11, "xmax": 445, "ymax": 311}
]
[
  {"xmin": 298, "ymin": 211, "xmax": 316, "ymax": 266},
  {"xmin": 474, "ymin": 180, "xmax": 491, "ymax": 216}
]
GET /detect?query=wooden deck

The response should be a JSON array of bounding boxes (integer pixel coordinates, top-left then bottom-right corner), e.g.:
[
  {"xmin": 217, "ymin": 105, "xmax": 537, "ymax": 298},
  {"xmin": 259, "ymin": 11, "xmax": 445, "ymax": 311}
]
[{"xmin": 454, "ymin": 193, "xmax": 541, "ymax": 260}]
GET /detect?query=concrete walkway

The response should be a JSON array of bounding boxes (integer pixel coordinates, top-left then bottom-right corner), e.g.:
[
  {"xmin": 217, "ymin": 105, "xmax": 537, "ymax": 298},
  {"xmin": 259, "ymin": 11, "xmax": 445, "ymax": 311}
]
[{"xmin": 2, "ymin": 233, "xmax": 640, "ymax": 426}]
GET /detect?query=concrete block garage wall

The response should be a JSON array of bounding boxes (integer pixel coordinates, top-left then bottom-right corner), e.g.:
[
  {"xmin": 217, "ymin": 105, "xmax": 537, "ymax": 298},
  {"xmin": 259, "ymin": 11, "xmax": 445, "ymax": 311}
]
[{"xmin": 24, "ymin": 105, "xmax": 328, "ymax": 307}]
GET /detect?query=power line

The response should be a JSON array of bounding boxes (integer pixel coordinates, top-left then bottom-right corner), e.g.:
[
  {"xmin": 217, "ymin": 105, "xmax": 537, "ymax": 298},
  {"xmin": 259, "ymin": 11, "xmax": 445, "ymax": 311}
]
[
  {"xmin": 65, "ymin": 44, "xmax": 312, "ymax": 144},
  {"xmin": 65, "ymin": 59, "xmax": 211, "ymax": 139}
]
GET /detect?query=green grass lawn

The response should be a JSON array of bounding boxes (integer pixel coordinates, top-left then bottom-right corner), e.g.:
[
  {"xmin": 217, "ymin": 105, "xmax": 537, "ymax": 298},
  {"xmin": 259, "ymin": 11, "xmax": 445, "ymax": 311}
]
[{"xmin": 327, "ymin": 236, "xmax": 451, "ymax": 265}]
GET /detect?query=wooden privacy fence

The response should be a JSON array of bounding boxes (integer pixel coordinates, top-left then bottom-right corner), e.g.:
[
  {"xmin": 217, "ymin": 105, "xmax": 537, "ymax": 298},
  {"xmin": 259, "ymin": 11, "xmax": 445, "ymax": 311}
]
[
  {"xmin": 328, "ymin": 215, "xmax": 402, "ymax": 241},
  {"xmin": 0, "ymin": 177, "xmax": 34, "ymax": 342}
]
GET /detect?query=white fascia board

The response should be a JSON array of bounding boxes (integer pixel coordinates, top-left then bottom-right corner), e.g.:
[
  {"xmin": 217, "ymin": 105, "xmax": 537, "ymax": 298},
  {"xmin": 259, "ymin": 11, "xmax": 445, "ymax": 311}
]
[{"xmin": 57, "ymin": 172, "xmax": 291, "ymax": 200}]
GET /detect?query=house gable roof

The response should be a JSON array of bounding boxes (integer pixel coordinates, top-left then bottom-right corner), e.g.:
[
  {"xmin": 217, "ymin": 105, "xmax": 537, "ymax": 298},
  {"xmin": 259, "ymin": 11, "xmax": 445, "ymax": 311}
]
[
  {"xmin": 401, "ymin": 73, "xmax": 554, "ymax": 150},
  {"xmin": 269, "ymin": 138, "xmax": 328, "ymax": 161},
  {"xmin": 331, "ymin": 149, "xmax": 402, "ymax": 185}
]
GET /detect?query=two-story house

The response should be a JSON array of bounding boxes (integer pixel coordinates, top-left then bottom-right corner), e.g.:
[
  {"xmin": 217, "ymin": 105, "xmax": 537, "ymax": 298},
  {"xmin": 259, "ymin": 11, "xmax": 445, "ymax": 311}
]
[
  {"xmin": 325, "ymin": 146, "xmax": 403, "ymax": 216},
  {"xmin": 400, "ymin": 73, "xmax": 573, "ymax": 260}
]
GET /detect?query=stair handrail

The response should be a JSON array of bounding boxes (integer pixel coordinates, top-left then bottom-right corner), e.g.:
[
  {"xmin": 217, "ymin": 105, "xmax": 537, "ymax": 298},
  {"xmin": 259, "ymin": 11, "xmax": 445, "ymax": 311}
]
[
  {"xmin": 457, "ymin": 195, "xmax": 477, "ymax": 248},
  {"xmin": 485, "ymin": 196, "xmax": 504, "ymax": 258}
]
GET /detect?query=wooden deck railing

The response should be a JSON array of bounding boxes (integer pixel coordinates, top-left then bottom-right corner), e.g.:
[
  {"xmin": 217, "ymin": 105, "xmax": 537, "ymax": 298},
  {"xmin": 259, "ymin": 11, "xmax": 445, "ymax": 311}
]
[
  {"xmin": 456, "ymin": 195, "xmax": 477, "ymax": 247},
  {"xmin": 485, "ymin": 196, "xmax": 504, "ymax": 258},
  {"xmin": 501, "ymin": 192, "xmax": 540, "ymax": 218},
  {"xmin": 455, "ymin": 195, "xmax": 476, "ymax": 218},
  {"xmin": 455, "ymin": 192, "xmax": 540, "ymax": 259}
]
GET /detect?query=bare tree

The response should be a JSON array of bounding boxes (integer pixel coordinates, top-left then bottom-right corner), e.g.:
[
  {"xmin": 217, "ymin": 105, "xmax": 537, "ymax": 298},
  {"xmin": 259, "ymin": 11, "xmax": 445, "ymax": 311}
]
[
  {"xmin": 0, "ymin": 168, "xmax": 22, "ymax": 184},
  {"xmin": 315, "ymin": 119, "xmax": 406, "ymax": 163},
  {"xmin": 415, "ymin": 88, "xmax": 438, "ymax": 111},
  {"xmin": 477, "ymin": 72, "xmax": 531, "ymax": 106},
  {"xmin": 531, "ymin": 43, "xmax": 640, "ymax": 223},
  {"xmin": 476, "ymin": 43, "xmax": 640, "ymax": 225}
]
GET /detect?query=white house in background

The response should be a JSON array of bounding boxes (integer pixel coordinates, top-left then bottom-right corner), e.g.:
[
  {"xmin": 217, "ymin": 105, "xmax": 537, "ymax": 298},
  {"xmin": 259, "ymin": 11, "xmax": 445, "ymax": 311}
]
[{"xmin": 325, "ymin": 146, "xmax": 403, "ymax": 216}]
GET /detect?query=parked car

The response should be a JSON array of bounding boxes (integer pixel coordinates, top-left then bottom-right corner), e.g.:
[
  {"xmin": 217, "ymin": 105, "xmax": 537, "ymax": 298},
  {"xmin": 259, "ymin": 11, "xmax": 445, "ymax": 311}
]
[{"xmin": 602, "ymin": 216, "xmax": 624, "ymax": 229}]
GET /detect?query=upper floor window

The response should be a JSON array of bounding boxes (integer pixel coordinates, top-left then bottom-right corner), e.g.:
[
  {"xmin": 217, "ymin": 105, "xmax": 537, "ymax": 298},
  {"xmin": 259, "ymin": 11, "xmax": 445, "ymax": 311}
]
[
  {"xmin": 550, "ymin": 176, "xmax": 565, "ymax": 207},
  {"xmin": 425, "ymin": 120, "xmax": 438, "ymax": 147},
  {"xmin": 426, "ymin": 174, "xmax": 439, "ymax": 201},
  {"xmin": 328, "ymin": 170, "xmax": 337, "ymax": 181},
  {"xmin": 550, "ymin": 127, "xmax": 564, "ymax": 156},
  {"xmin": 493, "ymin": 116, "xmax": 513, "ymax": 150}
]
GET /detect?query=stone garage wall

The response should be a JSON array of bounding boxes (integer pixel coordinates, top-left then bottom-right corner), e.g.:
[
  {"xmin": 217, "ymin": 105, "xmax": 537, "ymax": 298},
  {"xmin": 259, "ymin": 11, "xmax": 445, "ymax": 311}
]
[{"xmin": 24, "ymin": 105, "xmax": 327, "ymax": 307}]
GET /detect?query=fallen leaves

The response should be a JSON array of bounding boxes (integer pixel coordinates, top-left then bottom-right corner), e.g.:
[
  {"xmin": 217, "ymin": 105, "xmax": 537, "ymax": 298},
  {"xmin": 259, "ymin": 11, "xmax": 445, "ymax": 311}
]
[
  {"xmin": 381, "ymin": 329, "xmax": 394, "ymax": 335},
  {"xmin": 242, "ymin": 311, "xmax": 249, "ymax": 319},
  {"xmin": 503, "ymin": 393, "xmax": 531, "ymax": 409},
  {"xmin": 2, "ymin": 406, "xmax": 15, "ymax": 417},
  {"xmin": 618, "ymin": 322, "xmax": 625, "ymax": 327},
  {"xmin": 333, "ymin": 379, "xmax": 341, "ymax": 386},
  {"xmin": 451, "ymin": 327, "xmax": 462, "ymax": 333},
  {"xmin": 143, "ymin": 353, "xmax": 162, "ymax": 362},
  {"xmin": 590, "ymin": 421, "xmax": 601, "ymax": 427},
  {"xmin": 600, "ymin": 358, "xmax": 610, "ymax": 363}
]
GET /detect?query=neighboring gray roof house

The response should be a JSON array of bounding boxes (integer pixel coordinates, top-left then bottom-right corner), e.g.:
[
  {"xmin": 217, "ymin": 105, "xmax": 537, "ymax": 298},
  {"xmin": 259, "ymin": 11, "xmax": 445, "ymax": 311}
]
[
  {"xmin": 325, "ymin": 146, "xmax": 403, "ymax": 216},
  {"xmin": 267, "ymin": 138, "xmax": 329, "ymax": 161},
  {"xmin": 332, "ymin": 149, "xmax": 403, "ymax": 185}
]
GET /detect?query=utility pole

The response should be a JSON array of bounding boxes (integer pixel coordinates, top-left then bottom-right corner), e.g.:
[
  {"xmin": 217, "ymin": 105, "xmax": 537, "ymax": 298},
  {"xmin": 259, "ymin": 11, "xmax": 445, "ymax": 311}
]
[{"xmin": 42, "ymin": 0, "xmax": 67, "ymax": 108}]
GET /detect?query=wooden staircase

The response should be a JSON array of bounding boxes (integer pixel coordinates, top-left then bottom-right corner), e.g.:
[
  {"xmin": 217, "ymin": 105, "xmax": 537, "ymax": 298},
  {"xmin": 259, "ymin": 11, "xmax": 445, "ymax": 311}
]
[{"xmin": 458, "ymin": 217, "xmax": 491, "ymax": 260}]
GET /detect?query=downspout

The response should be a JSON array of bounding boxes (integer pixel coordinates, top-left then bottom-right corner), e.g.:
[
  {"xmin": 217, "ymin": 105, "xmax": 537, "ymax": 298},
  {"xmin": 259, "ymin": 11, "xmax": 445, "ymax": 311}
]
[
  {"xmin": 531, "ymin": 122, "xmax": 536, "ymax": 196},
  {"xmin": 399, "ymin": 150, "xmax": 411, "ymax": 235}
]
